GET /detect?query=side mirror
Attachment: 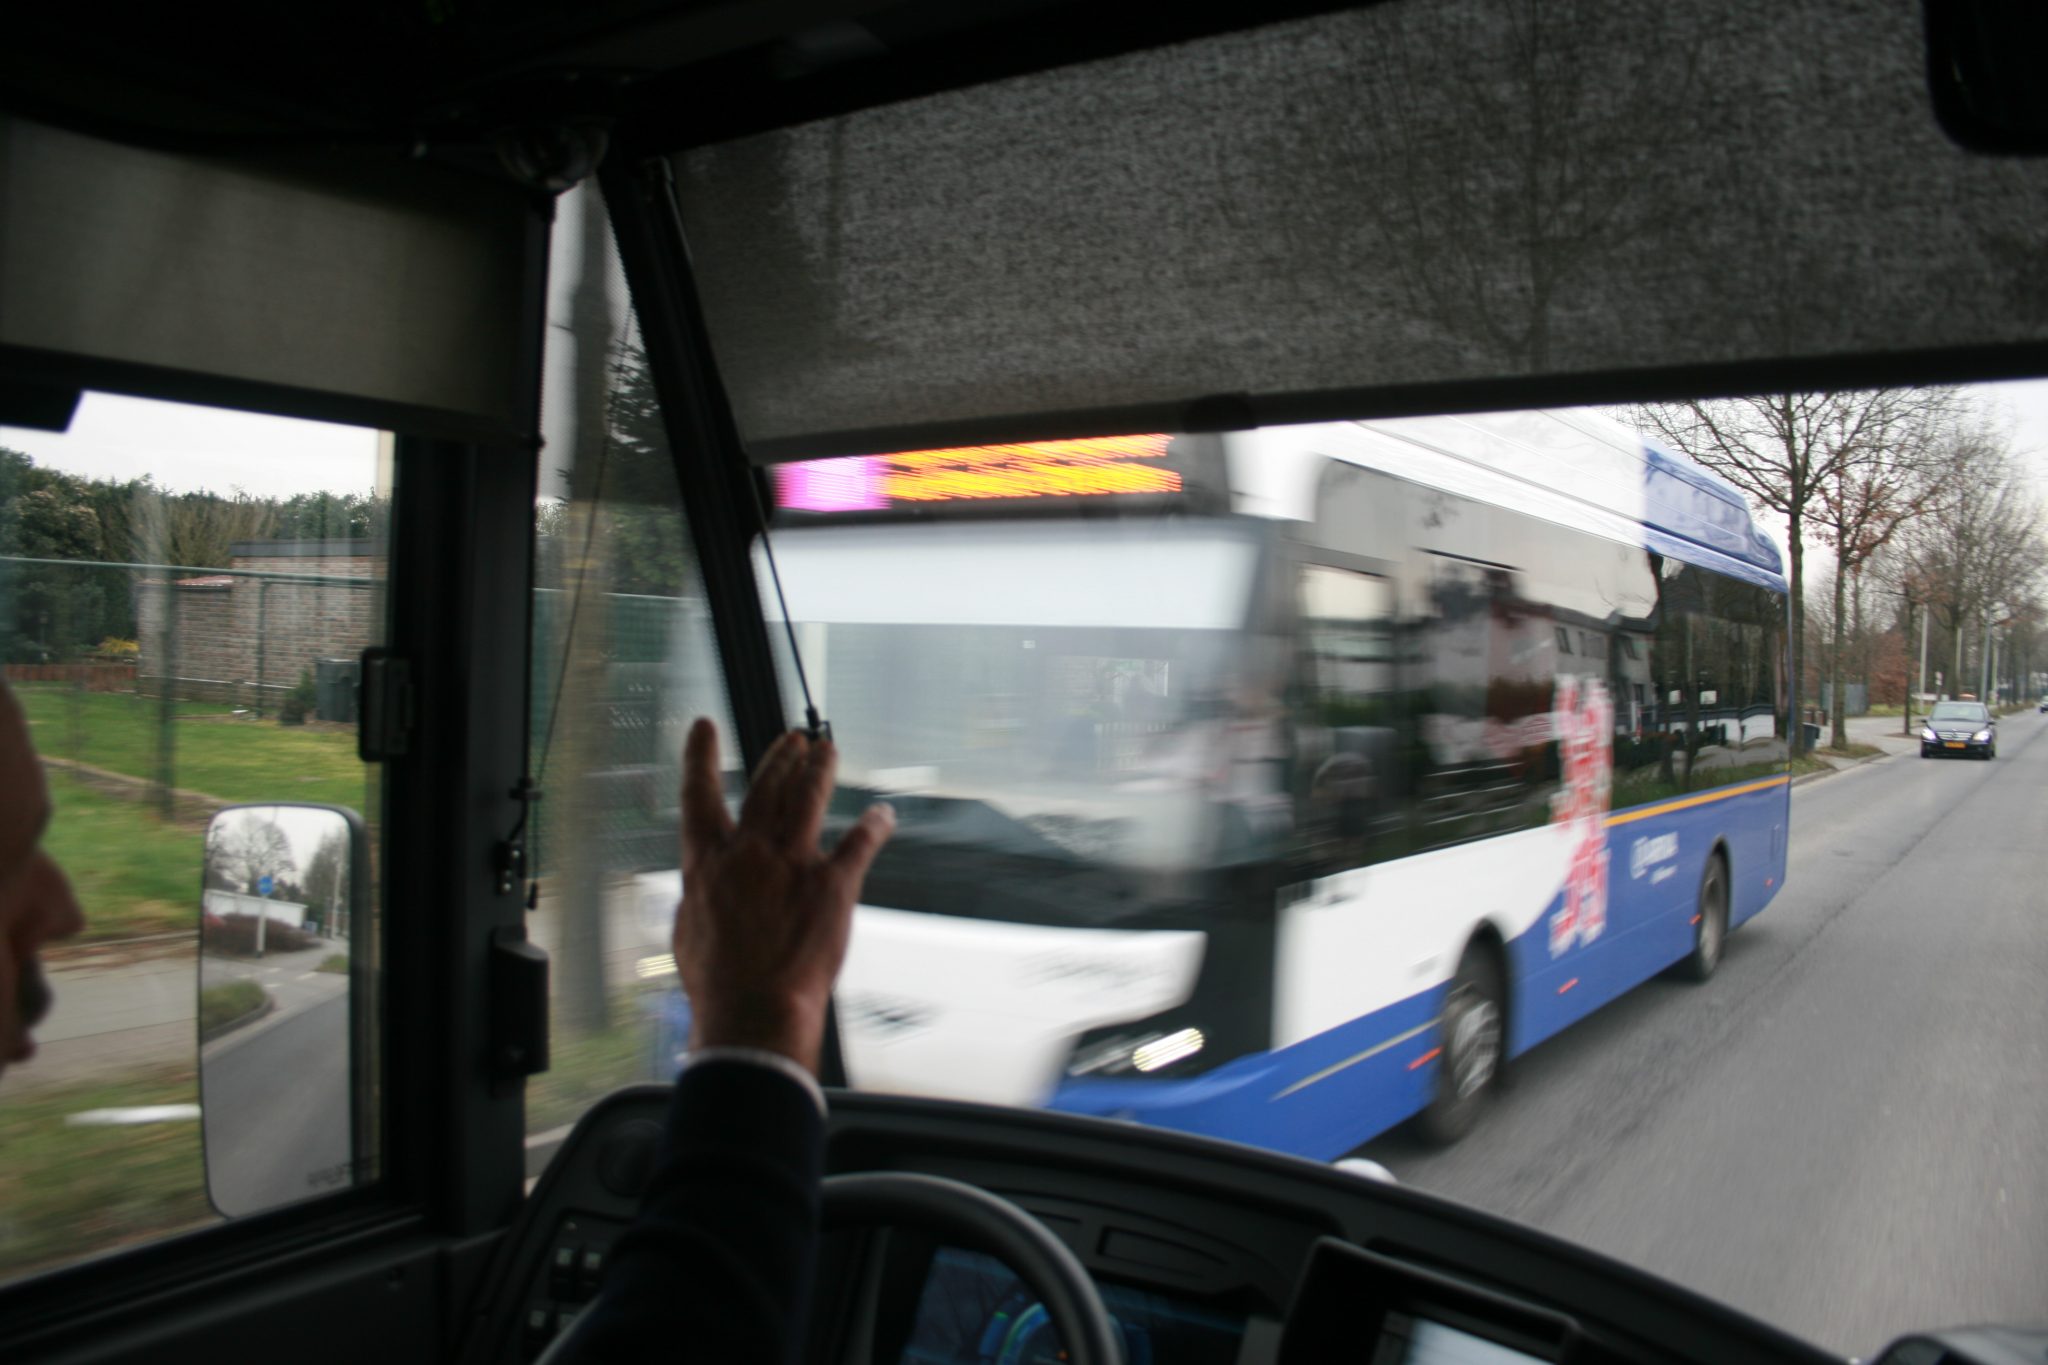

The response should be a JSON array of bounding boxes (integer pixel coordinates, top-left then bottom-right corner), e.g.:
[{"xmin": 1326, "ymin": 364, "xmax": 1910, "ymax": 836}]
[{"xmin": 199, "ymin": 803, "xmax": 370, "ymax": 1218}]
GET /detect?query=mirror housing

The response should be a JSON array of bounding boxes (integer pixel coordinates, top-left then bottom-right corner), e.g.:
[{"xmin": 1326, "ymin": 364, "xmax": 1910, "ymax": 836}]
[{"xmin": 198, "ymin": 803, "xmax": 370, "ymax": 1218}]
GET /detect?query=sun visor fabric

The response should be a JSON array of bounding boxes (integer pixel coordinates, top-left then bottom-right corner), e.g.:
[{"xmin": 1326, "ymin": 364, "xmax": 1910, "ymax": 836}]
[
  {"xmin": 668, "ymin": 0, "xmax": 2048, "ymax": 463},
  {"xmin": 0, "ymin": 116, "xmax": 532, "ymax": 435}
]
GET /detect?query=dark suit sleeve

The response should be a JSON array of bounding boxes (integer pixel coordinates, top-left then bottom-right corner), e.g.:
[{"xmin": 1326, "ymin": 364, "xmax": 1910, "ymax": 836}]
[{"xmin": 568, "ymin": 1060, "xmax": 825, "ymax": 1365}]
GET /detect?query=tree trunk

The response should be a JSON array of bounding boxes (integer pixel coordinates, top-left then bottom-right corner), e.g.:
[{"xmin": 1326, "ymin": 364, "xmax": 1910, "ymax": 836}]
[
  {"xmin": 1786, "ymin": 511, "xmax": 1806, "ymax": 754},
  {"xmin": 1953, "ymin": 619, "xmax": 1965, "ymax": 701}
]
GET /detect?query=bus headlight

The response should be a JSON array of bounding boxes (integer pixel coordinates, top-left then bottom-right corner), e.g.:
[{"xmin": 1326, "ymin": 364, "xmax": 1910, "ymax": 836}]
[{"xmin": 1068, "ymin": 1026, "xmax": 1206, "ymax": 1077}]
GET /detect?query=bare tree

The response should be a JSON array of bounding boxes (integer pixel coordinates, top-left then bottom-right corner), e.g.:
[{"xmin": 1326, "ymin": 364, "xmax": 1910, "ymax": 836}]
[
  {"xmin": 301, "ymin": 826, "xmax": 351, "ymax": 936},
  {"xmin": 1900, "ymin": 423, "xmax": 2045, "ymax": 700},
  {"xmin": 209, "ymin": 815, "xmax": 297, "ymax": 896},
  {"xmin": 1635, "ymin": 390, "xmax": 1950, "ymax": 751},
  {"xmin": 1809, "ymin": 390, "xmax": 1961, "ymax": 745}
]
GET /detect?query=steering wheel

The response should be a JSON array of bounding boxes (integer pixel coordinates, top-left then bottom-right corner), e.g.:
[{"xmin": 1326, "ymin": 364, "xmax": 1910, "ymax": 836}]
[{"xmin": 824, "ymin": 1172, "xmax": 1124, "ymax": 1365}]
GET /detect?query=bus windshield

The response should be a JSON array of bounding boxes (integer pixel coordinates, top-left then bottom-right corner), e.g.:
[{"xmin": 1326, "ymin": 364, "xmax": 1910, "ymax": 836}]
[{"xmin": 759, "ymin": 519, "xmax": 1270, "ymax": 871}]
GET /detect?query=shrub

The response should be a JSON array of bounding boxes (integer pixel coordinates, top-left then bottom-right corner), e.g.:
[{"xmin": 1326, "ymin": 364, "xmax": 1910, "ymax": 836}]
[
  {"xmin": 199, "ymin": 980, "xmax": 269, "ymax": 1034},
  {"xmin": 279, "ymin": 668, "xmax": 317, "ymax": 725},
  {"xmin": 202, "ymin": 912, "xmax": 318, "ymax": 956},
  {"xmin": 92, "ymin": 637, "xmax": 140, "ymax": 661}
]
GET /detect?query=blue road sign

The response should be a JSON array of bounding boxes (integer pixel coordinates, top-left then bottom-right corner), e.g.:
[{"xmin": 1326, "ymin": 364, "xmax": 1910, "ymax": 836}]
[{"xmin": 258, "ymin": 875, "xmax": 274, "ymax": 895}]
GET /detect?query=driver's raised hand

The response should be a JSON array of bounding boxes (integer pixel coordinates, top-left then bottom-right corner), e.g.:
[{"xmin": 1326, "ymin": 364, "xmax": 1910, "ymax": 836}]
[{"xmin": 673, "ymin": 719, "xmax": 894, "ymax": 1075}]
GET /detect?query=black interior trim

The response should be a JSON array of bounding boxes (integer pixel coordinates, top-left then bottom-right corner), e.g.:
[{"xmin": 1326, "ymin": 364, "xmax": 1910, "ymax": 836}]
[
  {"xmin": 0, "ymin": 343, "xmax": 538, "ymax": 451},
  {"xmin": 739, "ymin": 341, "xmax": 2048, "ymax": 464},
  {"xmin": 598, "ymin": 156, "xmax": 791, "ymax": 770},
  {"xmin": 614, "ymin": 2, "xmax": 1384, "ymax": 155}
]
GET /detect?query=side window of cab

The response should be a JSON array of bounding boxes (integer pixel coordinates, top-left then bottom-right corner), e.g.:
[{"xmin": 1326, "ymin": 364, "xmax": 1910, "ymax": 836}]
[{"xmin": 0, "ymin": 401, "xmax": 390, "ymax": 1281}]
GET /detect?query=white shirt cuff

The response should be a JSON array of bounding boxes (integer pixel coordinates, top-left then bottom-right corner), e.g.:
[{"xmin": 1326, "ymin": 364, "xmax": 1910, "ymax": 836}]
[{"xmin": 682, "ymin": 1046, "xmax": 829, "ymax": 1118}]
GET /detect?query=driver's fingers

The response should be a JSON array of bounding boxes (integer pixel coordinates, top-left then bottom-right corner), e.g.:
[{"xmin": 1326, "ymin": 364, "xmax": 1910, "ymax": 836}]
[
  {"xmin": 680, "ymin": 718, "xmax": 735, "ymax": 870},
  {"xmin": 829, "ymin": 801, "xmax": 896, "ymax": 885},
  {"xmin": 785, "ymin": 737, "xmax": 838, "ymax": 852},
  {"xmin": 740, "ymin": 730, "xmax": 806, "ymax": 829}
]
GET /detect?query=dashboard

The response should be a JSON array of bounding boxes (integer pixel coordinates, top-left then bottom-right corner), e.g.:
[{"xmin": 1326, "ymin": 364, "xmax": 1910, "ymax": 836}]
[{"xmin": 459, "ymin": 1087, "xmax": 1838, "ymax": 1365}]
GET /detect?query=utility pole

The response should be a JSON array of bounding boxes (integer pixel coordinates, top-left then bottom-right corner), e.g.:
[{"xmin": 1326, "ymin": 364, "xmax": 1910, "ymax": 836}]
[
  {"xmin": 1918, "ymin": 601, "xmax": 1930, "ymax": 701},
  {"xmin": 1901, "ymin": 593, "xmax": 1914, "ymax": 739}
]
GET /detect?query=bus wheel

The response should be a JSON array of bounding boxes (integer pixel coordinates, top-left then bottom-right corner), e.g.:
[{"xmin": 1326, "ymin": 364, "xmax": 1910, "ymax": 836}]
[
  {"xmin": 1414, "ymin": 946, "xmax": 1503, "ymax": 1147},
  {"xmin": 1680, "ymin": 852, "xmax": 1729, "ymax": 983}
]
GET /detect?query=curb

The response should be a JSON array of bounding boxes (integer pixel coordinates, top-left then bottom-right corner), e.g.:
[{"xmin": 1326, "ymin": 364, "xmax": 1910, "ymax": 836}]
[
  {"xmin": 1789, "ymin": 751, "xmax": 1892, "ymax": 788},
  {"xmin": 199, "ymin": 992, "xmax": 275, "ymax": 1045}
]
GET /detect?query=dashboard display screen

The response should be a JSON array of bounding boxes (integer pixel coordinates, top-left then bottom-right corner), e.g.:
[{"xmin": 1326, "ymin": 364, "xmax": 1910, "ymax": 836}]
[
  {"xmin": 1373, "ymin": 1313, "xmax": 1547, "ymax": 1365},
  {"xmin": 899, "ymin": 1247, "xmax": 1246, "ymax": 1365}
]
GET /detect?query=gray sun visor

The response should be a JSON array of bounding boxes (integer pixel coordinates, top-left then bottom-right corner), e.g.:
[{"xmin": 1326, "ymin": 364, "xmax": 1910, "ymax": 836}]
[
  {"xmin": 1, "ymin": 116, "xmax": 533, "ymax": 437},
  {"xmin": 669, "ymin": 0, "xmax": 2048, "ymax": 463}
]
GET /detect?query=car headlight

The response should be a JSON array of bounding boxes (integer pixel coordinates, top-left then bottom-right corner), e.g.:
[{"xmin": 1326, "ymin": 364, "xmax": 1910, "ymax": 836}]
[
  {"xmin": 1922, "ymin": 727, "xmax": 1938, "ymax": 741},
  {"xmin": 1974, "ymin": 729, "xmax": 1992, "ymax": 742}
]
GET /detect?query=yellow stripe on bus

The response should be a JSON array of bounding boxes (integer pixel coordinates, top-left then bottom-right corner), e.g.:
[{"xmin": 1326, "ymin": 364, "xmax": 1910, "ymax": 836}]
[{"xmin": 1604, "ymin": 775, "xmax": 1790, "ymax": 828}]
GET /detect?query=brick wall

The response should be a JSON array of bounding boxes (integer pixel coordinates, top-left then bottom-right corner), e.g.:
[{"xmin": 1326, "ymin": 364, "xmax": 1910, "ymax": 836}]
[{"xmin": 135, "ymin": 541, "xmax": 385, "ymax": 710}]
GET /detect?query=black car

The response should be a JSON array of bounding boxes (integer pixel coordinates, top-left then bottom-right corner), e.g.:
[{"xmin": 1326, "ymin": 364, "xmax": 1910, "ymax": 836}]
[{"xmin": 1921, "ymin": 701, "xmax": 1997, "ymax": 759}]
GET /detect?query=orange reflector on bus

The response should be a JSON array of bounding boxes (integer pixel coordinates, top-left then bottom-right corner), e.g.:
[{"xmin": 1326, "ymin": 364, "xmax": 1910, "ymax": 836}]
[
  {"xmin": 1407, "ymin": 1048, "xmax": 1442, "ymax": 1071},
  {"xmin": 1558, "ymin": 978, "xmax": 1579, "ymax": 994}
]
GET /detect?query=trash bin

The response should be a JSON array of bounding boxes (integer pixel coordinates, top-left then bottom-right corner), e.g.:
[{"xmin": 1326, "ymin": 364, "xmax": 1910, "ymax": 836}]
[
  {"xmin": 1801, "ymin": 722, "xmax": 1822, "ymax": 750},
  {"xmin": 315, "ymin": 657, "xmax": 360, "ymax": 722}
]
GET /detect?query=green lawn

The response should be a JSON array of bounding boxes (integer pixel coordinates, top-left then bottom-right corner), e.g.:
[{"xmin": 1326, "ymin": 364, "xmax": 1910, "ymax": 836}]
[
  {"xmin": 0, "ymin": 1068, "xmax": 216, "ymax": 1283},
  {"xmin": 43, "ymin": 782, "xmax": 206, "ymax": 940},
  {"xmin": 199, "ymin": 980, "xmax": 268, "ymax": 1034},
  {"xmin": 18, "ymin": 685, "xmax": 367, "ymax": 809}
]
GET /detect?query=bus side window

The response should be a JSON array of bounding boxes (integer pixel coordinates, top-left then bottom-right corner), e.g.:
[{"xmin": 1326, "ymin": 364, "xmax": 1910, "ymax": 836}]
[{"xmin": 1291, "ymin": 564, "xmax": 1397, "ymax": 870}]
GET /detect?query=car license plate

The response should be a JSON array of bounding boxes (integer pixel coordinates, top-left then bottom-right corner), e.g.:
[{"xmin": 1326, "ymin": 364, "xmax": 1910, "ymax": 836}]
[{"xmin": 1945, "ymin": 741, "xmax": 1966, "ymax": 748}]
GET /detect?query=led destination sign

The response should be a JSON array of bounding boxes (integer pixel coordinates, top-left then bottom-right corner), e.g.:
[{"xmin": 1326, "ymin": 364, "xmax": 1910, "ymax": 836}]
[{"xmin": 773, "ymin": 434, "xmax": 1181, "ymax": 514}]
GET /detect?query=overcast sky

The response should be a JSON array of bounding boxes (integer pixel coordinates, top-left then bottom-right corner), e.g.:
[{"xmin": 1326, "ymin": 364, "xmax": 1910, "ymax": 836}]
[{"xmin": 6, "ymin": 377, "xmax": 2048, "ymax": 525}]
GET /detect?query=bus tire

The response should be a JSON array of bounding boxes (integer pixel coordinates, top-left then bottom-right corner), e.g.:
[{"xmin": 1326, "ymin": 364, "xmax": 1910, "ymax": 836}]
[
  {"xmin": 1679, "ymin": 851, "xmax": 1729, "ymax": 983},
  {"xmin": 1413, "ymin": 944, "xmax": 1504, "ymax": 1147}
]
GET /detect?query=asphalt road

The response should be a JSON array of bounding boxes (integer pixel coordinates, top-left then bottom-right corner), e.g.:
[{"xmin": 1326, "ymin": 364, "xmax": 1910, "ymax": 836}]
[
  {"xmin": 1360, "ymin": 712, "xmax": 2048, "ymax": 1359},
  {"xmin": 201, "ymin": 991, "xmax": 353, "ymax": 1217}
]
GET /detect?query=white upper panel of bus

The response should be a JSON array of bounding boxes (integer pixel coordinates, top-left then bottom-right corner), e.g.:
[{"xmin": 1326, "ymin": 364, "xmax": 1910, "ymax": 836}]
[{"xmin": 1227, "ymin": 408, "xmax": 1775, "ymax": 578}]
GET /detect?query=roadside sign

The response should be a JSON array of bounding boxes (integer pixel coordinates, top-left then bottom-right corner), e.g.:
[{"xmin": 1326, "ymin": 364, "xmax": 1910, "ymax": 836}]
[{"xmin": 258, "ymin": 875, "xmax": 274, "ymax": 895}]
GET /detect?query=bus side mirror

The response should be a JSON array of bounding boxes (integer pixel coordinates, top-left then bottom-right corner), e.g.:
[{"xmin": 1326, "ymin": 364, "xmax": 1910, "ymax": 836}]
[{"xmin": 199, "ymin": 803, "xmax": 369, "ymax": 1218}]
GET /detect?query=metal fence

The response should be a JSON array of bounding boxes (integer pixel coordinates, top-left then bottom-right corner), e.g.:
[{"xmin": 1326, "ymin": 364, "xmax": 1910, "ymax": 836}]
[{"xmin": 1, "ymin": 554, "xmax": 383, "ymax": 821}]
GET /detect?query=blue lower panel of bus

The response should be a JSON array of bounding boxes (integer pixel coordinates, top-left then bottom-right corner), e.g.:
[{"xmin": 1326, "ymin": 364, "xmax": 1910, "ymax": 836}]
[
  {"xmin": 1509, "ymin": 780, "xmax": 1787, "ymax": 1053},
  {"xmin": 1051, "ymin": 780, "xmax": 1787, "ymax": 1162},
  {"xmin": 1049, "ymin": 988, "xmax": 1444, "ymax": 1162}
]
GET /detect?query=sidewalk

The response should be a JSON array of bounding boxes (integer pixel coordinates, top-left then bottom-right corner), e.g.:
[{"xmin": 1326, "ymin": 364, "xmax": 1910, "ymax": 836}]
[{"xmin": 19, "ymin": 935, "xmax": 350, "ymax": 1091}]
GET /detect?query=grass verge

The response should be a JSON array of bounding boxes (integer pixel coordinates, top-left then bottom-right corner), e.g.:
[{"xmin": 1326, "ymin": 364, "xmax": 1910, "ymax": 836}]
[
  {"xmin": 0, "ymin": 1068, "xmax": 215, "ymax": 1283},
  {"xmin": 1788, "ymin": 754, "xmax": 1833, "ymax": 779},
  {"xmin": 199, "ymin": 980, "xmax": 268, "ymax": 1035},
  {"xmin": 1815, "ymin": 742, "xmax": 1884, "ymax": 760},
  {"xmin": 317, "ymin": 954, "xmax": 350, "ymax": 975},
  {"xmin": 17, "ymin": 685, "xmax": 368, "ymax": 809},
  {"xmin": 43, "ymin": 781, "xmax": 204, "ymax": 941}
]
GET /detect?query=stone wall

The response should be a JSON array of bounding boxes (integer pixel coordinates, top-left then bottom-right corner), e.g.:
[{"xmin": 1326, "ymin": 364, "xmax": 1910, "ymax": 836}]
[{"xmin": 135, "ymin": 541, "xmax": 384, "ymax": 711}]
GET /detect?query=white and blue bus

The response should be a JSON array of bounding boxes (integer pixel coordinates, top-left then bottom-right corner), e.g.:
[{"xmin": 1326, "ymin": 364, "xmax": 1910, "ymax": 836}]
[{"xmin": 758, "ymin": 407, "xmax": 1790, "ymax": 1158}]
